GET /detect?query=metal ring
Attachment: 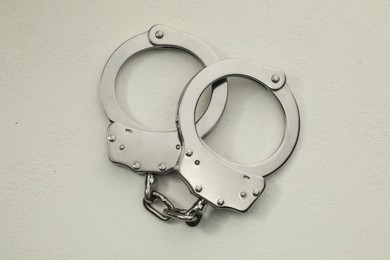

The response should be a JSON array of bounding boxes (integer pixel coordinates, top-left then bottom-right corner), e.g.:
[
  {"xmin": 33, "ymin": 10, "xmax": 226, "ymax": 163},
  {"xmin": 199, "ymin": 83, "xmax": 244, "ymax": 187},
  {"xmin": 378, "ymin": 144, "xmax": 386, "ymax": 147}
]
[
  {"xmin": 143, "ymin": 190, "xmax": 174, "ymax": 221},
  {"xmin": 176, "ymin": 59, "xmax": 300, "ymax": 212},
  {"xmin": 100, "ymin": 24, "xmax": 227, "ymax": 136},
  {"xmin": 144, "ymin": 173, "xmax": 157, "ymax": 204},
  {"xmin": 163, "ymin": 208, "xmax": 198, "ymax": 222}
]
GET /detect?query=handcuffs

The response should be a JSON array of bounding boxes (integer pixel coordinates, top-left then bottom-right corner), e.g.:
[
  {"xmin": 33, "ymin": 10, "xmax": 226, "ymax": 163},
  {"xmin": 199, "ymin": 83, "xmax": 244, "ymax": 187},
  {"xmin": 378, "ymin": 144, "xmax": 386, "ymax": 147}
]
[{"xmin": 100, "ymin": 25, "xmax": 300, "ymax": 226}]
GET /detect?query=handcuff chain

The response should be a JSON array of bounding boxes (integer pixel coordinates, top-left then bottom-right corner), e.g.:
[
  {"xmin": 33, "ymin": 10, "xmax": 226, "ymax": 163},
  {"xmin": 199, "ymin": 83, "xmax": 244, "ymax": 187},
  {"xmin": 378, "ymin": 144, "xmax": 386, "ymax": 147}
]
[{"xmin": 142, "ymin": 173, "xmax": 208, "ymax": 226}]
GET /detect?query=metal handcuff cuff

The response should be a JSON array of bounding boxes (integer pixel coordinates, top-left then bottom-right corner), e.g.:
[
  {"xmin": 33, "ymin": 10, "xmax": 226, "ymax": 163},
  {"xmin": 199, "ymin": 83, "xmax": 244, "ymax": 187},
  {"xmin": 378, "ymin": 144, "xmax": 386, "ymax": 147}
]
[
  {"xmin": 100, "ymin": 25, "xmax": 228, "ymax": 226},
  {"xmin": 100, "ymin": 25, "xmax": 300, "ymax": 226},
  {"xmin": 175, "ymin": 59, "xmax": 299, "ymax": 214}
]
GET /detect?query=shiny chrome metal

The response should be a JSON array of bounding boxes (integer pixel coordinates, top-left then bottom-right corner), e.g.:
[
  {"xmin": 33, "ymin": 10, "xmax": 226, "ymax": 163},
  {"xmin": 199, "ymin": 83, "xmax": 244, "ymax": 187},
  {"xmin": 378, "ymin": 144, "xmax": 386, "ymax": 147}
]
[
  {"xmin": 187, "ymin": 199, "xmax": 208, "ymax": 216},
  {"xmin": 195, "ymin": 185, "xmax": 202, "ymax": 192},
  {"xmin": 163, "ymin": 208, "xmax": 196, "ymax": 222},
  {"xmin": 271, "ymin": 74, "xmax": 280, "ymax": 83},
  {"xmin": 252, "ymin": 189, "xmax": 260, "ymax": 197},
  {"xmin": 155, "ymin": 30, "xmax": 164, "ymax": 39},
  {"xmin": 185, "ymin": 199, "xmax": 208, "ymax": 227},
  {"xmin": 176, "ymin": 59, "xmax": 300, "ymax": 212},
  {"xmin": 143, "ymin": 173, "xmax": 208, "ymax": 226},
  {"xmin": 107, "ymin": 135, "xmax": 116, "ymax": 142},
  {"xmin": 158, "ymin": 164, "xmax": 166, "ymax": 171},
  {"xmin": 100, "ymin": 24, "xmax": 227, "ymax": 174},
  {"xmin": 217, "ymin": 199, "xmax": 225, "ymax": 206},
  {"xmin": 143, "ymin": 190, "xmax": 174, "ymax": 222},
  {"xmin": 107, "ymin": 122, "xmax": 180, "ymax": 173},
  {"xmin": 163, "ymin": 198, "xmax": 208, "ymax": 226},
  {"xmin": 132, "ymin": 161, "xmax": 141, "ymax": 170},
  {"xmin": 144, "ymin": 173, "xmax": 157, "ymax": 204}
]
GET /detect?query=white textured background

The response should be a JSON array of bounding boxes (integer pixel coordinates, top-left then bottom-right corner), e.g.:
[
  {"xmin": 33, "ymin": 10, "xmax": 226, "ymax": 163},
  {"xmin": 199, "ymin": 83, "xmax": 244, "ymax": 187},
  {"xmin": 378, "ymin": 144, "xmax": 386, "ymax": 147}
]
[{"xmin": 1, "ymin": 1, "xmax": 389, "ymax": 259}]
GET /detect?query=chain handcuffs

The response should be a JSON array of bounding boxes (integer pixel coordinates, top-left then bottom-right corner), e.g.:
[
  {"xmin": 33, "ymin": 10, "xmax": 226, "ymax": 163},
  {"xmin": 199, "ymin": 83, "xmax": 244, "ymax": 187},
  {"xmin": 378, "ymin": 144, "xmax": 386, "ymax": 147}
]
[{"xmin": 100, "ymin": 25, "xmax": 300, "ymax": 226}]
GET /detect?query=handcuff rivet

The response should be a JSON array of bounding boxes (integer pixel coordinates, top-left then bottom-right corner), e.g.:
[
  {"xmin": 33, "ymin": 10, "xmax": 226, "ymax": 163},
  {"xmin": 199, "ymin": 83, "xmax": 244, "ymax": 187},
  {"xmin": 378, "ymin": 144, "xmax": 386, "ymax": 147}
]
[
  {"xmin": 252, "ymin": 190, "xmax": 260, "ymax": 197},
  {"xmin": 240, "ymin": 192, "xmax": 247, "ymax": 198},
  {"xmin": 271, "ymin": 74, "xmax": 280, "ymax": 83},
  {"xmin": 155, "ymin": 30, "xmax": 164, "ymax": 39},
  {"xmin": 119, "ymin": 144, "xmax": 125, "ymax": 150},
  {"xmin": 217, "ymin": 199, "xmax": 224, "ymax": 206},
  {"xmin": 175, "ymin": 144, "xmax": 181, "ymax": 150},
  {"xmin": 158, "ymin": 163, "xmax": 166, "ymax": 171},
  {"xmin": 132, "ymin": 162, "xmax": 141, "ymax": 170},
  {"xmin": 194, "ymin": 160, "xmax": 200, "ymax": 165},
  {"xmin": 108, "ymin": 135, "xmax": 116, "ymax": 142},
  {"xmin": 185, "ymin": 150, "xmax": 193, "ymax": 157},
  {"xmin": 195, "ymin": 185, "xmax": 202, "ymax": 192}
]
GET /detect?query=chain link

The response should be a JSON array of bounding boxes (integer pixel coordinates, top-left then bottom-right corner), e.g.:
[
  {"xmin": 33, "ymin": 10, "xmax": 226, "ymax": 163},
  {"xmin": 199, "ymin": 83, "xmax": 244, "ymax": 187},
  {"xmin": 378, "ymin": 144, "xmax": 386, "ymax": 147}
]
[{"xmin": 142, "ymin": 173, "xmax": 208, "ymax": 226}]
